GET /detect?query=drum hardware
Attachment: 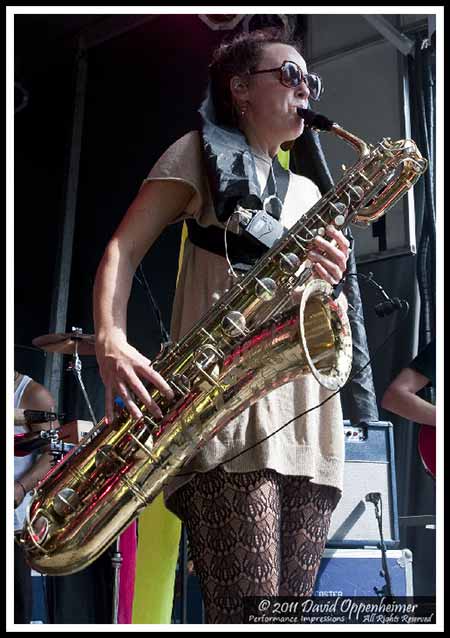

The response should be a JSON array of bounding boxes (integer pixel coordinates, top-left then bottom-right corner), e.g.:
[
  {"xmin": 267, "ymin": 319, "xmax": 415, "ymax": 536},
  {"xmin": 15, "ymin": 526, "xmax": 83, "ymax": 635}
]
[
  {"xmin": 32, "ymin": 327, "xmax": 98, "ymax": 427},
  {"xmin": 14, "ymin": 420, "xmax": 71, "ymax": 465},
  {"xmin": 47, "ymin": 424, "xmax": 71, "ymax": 466},
  {"xmin": 65, "ymin": 328, "xmax": 98, "ymax": 428},
  {"xmin": 43, "ymin": 415, "xmax": 72, "ymax": 467},
  {"xmin": 14, "ymin": 408, "xmax": 63, "ymax": 426},
  {"xmin": 111, "ymin": 541, "xmax": 123, "ymax": 624},
  {"xmin": 32, "ymin": 329, "xmax": 96, "ymax": 356},
  {"xmin": 14, "ymin": 425, "xmax": 67, "ymax": 458},
  {"xmin": 32, "ymin": 325, "xmax": 122, "ymax": 623}
]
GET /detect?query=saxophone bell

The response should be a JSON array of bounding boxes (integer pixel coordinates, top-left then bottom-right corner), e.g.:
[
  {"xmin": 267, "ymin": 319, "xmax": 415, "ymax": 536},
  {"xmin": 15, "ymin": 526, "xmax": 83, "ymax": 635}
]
[{"xmin": 299, "ymin": 279, "xmax": 352, "ymax": 391}]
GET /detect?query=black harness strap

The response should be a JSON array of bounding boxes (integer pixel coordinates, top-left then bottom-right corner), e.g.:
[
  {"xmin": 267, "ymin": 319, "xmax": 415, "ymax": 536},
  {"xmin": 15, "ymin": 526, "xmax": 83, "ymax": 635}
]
[{"xmin": 187, "ymin": 156, "xmax": 290, "ymax": 263}]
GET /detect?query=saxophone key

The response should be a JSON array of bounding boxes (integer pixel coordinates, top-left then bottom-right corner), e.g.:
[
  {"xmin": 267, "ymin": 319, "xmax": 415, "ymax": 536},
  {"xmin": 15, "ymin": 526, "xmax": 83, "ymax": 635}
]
[
  {"xmin": 94, "ymin": 444, "xmax": 125, "ymax": 474},
  {"xmin": 221, "ymin": 311, "xmax": 247, "ymax": 337},
  {"xmin": 194, "ymin": 362, "xmax": 223, "ymax": 390},
  {"xmin": 52, "ymin": 488, "xmax": 81, "ymax": 518},
  {"xmin": 290, "ymin": 233, "xmax": 308, "ymax": 252},
  {"xmin": 358, "ymin": 171, "xmax": 374, "ymax": 186},
  {"xmin": 303, "ymin": 226, "xmax": 316, "ymax": 238},
  {"xmin": 313, "ymin": 212, "xmax": 328, "ymax": 227},
  {"xmin": 27, "ymin": 513, "xmax": 50, "ymax": 547},
  {"xmin": 278, "ymin": 252, "xmax": 301, "ymax": 275},
  {"xmin": 255, "ymin": 276, "xmax": 277, "ymax": 300},
  {"xmin": 329, "ymin": 201, "xmax": 347, "ymax": 217},
  {"xmin": 195, "ymin": 344, "xmax": 222, "ymax": 367},
  {"xmin": 129, "ymin": 431, "xmax": 155, "ymax": 457},
  {"xmin": 348, "ymin": 184, "xmax": 364, "ymax": 200},
  {"xmin": 169, "ymin": 373, "xmax": 191, "ymax": 396},
  {"xmin": 200, "ymin": 326, "xmax": 221, "ymax": 348}
]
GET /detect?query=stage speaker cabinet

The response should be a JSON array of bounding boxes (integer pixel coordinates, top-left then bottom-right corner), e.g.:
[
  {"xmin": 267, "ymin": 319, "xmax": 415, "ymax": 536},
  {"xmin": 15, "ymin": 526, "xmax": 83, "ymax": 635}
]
[
  {"xmin": 176, "ymin": 550, "xmax": 414, "ymax": 623},
  {"xmin": 327, "ymin": 421, "xmax": 399, "ymax": 549},
  {"xmin": 314, "ymin": 548, "xmax": 413, "ymax": 597}
]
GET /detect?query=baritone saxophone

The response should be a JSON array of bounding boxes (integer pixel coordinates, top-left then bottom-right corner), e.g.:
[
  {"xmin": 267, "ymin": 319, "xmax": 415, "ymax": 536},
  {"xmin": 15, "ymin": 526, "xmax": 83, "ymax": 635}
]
[{"xmin": 19, "ymin": 108, "xmax": 428, "ymax": 575}]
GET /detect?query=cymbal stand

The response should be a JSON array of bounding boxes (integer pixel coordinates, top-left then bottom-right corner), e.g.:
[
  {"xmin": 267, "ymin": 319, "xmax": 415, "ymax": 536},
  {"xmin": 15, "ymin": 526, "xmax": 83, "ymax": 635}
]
[
  {"xmin": 111, "ymin": 539, "xmax": 123, "ymax": 624},
  {"xmin": 30, "ymin": 417, "xmax": 67, "ymax": 466},
  {"xmin": 48, "ymin": 424, "xmax": 66, "ymax": 466},
  {"xmin": 66, "ymin": 327, "xmax": 98, "ymax": 427},
  {"xmin": 66, "ymin": 327, "xmax": 122, "ymax": 624}
]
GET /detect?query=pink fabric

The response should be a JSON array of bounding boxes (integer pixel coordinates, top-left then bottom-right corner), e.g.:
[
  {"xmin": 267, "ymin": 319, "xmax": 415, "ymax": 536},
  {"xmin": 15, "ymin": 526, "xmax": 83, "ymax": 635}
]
[{"xmin": 117, "ymin": 520, "xmax": 137, "ymax": 624}]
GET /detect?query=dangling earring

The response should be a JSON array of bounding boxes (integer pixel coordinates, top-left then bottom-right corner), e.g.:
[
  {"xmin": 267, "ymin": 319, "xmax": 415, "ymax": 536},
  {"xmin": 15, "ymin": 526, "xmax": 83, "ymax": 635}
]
[{"xmin": 232, "ymin": 100, "xmax": 247, "ymax": 125}]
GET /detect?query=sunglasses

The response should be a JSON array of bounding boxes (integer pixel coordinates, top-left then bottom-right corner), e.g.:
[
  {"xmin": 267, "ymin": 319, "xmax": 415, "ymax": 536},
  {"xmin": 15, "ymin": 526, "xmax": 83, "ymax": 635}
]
[{"xmin": 249, "ymin": 60, "xmax": 323, "ymax": 101}]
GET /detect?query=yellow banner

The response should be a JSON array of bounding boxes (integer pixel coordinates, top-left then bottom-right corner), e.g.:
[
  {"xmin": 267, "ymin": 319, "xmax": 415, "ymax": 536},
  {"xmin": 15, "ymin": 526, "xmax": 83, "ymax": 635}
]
[{"xmin": 132, "ymin": 494, "xmax": 181, "ymax": 624}]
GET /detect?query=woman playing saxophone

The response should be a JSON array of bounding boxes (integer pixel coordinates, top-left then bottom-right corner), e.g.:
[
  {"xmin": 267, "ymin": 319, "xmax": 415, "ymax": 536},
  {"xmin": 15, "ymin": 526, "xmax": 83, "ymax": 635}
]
[{"xmin": 93, "ymin": 28, "xmax": 350, "ymax": 623}]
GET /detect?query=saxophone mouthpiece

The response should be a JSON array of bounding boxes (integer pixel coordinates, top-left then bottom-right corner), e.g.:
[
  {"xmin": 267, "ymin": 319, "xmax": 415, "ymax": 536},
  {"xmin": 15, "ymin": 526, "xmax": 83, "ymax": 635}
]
[{"xmin": 297, "ymin": 107, "xmax": 334, "ymax": 132}]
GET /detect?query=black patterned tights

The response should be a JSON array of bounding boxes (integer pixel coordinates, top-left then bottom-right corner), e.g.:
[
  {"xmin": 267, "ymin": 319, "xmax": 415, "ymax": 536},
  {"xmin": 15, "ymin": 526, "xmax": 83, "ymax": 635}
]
[{"xmin": 168, "ymin": 467, "xmax": 340, "ymax": 623}]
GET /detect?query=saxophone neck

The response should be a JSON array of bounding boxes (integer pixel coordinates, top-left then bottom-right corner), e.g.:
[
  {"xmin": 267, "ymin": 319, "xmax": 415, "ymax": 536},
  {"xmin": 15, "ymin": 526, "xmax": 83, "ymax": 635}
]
[
  {"xmin": 298, "ymin": 107, "xmax": 370, "ymax": 158},
  {"xmin": 330, "ymin": 123, "xmax": 371, "ymax": 159}
]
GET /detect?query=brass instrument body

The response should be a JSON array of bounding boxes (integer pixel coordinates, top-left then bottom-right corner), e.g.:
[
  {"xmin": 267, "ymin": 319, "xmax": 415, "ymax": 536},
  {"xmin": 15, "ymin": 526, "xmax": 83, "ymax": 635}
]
[{"xmin": 19, "ymin": 123, "xmax": 427, "ymax": 575}]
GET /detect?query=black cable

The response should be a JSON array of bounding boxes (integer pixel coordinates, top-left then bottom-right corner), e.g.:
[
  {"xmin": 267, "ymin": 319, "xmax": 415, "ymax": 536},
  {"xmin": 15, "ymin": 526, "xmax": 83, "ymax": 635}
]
[
  {"xmin": 343, "ymin": 272, "xmax": 410, "ymax": 318},
  {"xmin": 376, "ymin": 498, "xmax": 393, "ymax": 597},
  {"xmin": 365, "ymin": 492, "xmax": 393, "ymax": 596},
  {"xmin": 134, "ymin": 264, "xmax": 171, "ymax": 346}
]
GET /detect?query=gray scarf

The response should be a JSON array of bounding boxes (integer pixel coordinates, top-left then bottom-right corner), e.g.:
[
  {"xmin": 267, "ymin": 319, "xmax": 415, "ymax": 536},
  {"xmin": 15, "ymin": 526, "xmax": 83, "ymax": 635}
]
[{"xmin": 198, "ymin": 89, "xmax": 265, "ymax": 222}]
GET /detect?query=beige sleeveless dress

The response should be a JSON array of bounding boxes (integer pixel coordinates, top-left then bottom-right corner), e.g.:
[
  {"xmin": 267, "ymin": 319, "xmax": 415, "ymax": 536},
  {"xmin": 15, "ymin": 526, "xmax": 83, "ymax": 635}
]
[{"xmin": 141, "ymin": 131, "xmax": 345, "ymax": 506}]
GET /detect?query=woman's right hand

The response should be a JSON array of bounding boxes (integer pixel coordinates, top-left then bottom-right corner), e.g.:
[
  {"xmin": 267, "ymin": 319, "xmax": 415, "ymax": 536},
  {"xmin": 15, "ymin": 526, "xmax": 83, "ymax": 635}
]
[
  {"xmin": 92, "ymin": 180, "xmax": 196, "ymax": 425},
  {"xmin": 96, "ymin": 331, "xmax": 174, "ymax": 424}
]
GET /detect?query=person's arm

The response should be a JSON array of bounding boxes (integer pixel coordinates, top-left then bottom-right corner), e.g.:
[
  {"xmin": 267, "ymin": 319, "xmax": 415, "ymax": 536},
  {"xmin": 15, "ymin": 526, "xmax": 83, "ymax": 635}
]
[
  {"xmin": 381, "ymin": 367, "xmax": 436, "ymax": 427},
  {"xmin": 93, "ymin": 179, "xmax": 194, "ymax": 423},
  {"xmin": 14, "ymin": 453, "xmax": 54, "ymax": 508},
  {"xmin": 14, "ymin": 381, "xmax": 60, "ymax": 508}
]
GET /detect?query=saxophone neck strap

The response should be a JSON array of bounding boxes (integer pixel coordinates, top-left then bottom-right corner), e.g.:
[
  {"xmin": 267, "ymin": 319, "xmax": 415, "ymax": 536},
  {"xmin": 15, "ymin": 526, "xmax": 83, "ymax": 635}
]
[{"xmin": 186, "ymin": 219, "xmax": 262, "ymax": 267}]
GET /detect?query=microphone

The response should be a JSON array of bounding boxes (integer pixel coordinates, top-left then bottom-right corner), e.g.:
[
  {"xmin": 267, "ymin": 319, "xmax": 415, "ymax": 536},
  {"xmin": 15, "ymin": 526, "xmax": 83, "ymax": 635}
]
[
  {"xmin": 365, "ymin": 492, "xmax": 381, "ymax": 505},
  {"xmin": 297, "ymin": 107, "xmax": 334, "ymax": 131},
  {"xmin": 374, "ymin": 297, "xmax": 408, "ymax": 318},
  {"xmin": 14, "ymin": 408, "xmax": 62, "ymax": 426},
  {"xmin": 345, "ymin": 272, "xmax": 409, "ymax": 318}
]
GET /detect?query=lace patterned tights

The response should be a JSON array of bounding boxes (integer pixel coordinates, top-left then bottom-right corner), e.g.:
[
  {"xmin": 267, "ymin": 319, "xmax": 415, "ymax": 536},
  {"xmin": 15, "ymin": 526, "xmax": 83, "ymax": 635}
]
[{"xmin": 168, "ymin": 467, "xmax": 340, "ymax": 623}]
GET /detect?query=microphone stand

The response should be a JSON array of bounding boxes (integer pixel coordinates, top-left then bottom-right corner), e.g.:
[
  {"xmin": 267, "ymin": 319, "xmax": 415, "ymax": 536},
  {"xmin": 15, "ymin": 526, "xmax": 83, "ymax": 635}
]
[
  {"xmin": 111, "ymin": 539, "xmax": 123, "ymax": 624},
  {"xmin": 345, "ymin": 272, "xmax": 409, "ymax": 318},
  {"xmin": 366, "ymin": 493, "xmax": 393, "ymax": 597},
  {"xmin": 66, "ymin": 328, "xmax": 122, "ymax": 624}
]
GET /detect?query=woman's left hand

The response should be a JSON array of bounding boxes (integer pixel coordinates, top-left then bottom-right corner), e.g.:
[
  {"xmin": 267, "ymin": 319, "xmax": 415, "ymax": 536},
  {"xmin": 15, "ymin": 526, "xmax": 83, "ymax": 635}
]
[{"xmin": 307, "ymin": 225, "xmax": 350, "ymax": 285}]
